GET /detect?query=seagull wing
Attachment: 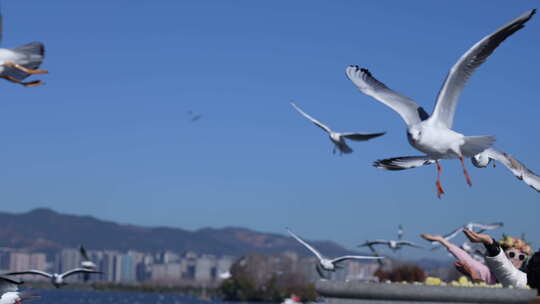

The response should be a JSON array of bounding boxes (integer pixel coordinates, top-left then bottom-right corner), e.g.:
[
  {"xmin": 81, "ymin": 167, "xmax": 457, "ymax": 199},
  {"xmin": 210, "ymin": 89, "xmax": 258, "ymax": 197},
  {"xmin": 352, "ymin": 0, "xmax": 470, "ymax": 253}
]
[
  {"xmin": 60, "ymin": 268, "xmax": 101, "ymax": 279},
  {"xmin": 486, "ymin": 148, "xmax": 540, "ymax": 192},
  {"xmin": 341, "ymin": 132, "xmax": 386, "ymax": 142},
  {"xmin": 346, "ymin": 66, "xmax": 429, "ymax": 126},
  {"xmin": 331, "ymin": 255, "xmax": 384, "ymax": 264},
  {"xmin": 468, "ymin": 222, "xmax": 504, "ymax": 233},
  {"xmin": 398, "ymin": 241, "xmax": 424, "ymax": 249},
  {"xmin": 0, "ymin": 276, "xmax": 22, "ymax": 293},
  {"xmin": 290, "ymin": 102, "xmax": 331, "ymax": 134},
  {"xmin": 430, "ymin": 9, "xmax": 536, "ymax": 128},
  {"xmin": 373, "ymin": 156, "xmax": 434, "ymax": 171},
  {"xmin": 358, "ymin": 240, "xmax": 389, "ymax": 247},
  {"xmin": 4, "ymin": 270, "xmax": 52, "ymax": 279},
  {"xmin": 443, "ymin": 227, "xmax": 464, "ymax": 241},
  {"xmin": 79, "ymin": 245, "xmax": 90, "ymax": 261},
  {"xmin": 287, "ymin": 229, "xmax": 324, "ymax": 261}
]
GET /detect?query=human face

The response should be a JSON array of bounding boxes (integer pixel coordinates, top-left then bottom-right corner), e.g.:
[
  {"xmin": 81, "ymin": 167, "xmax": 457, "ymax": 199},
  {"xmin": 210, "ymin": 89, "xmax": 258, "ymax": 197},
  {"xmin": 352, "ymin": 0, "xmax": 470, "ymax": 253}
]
[{"xmin": 505, "ymin": 248, "xmax": 528, "ymax": 269}]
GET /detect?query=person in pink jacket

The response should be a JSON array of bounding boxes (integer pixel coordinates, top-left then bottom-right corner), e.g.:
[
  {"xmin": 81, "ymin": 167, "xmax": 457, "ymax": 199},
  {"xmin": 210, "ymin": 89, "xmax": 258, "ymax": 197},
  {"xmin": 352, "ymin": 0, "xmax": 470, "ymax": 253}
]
[
  {"xmin": 421, "ymin": 233, "xmax": 497, "ymax": 284},
  {"xmin": 421, "ymin": 231, "xmax": 532, "ymax": 285}
]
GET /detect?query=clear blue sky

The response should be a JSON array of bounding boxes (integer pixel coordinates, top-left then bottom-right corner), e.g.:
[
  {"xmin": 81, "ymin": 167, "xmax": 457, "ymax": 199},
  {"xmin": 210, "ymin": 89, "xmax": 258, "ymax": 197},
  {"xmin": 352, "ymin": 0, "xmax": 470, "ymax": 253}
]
[{"xmin": 0, "ymin": 1, "xmax": 538, "ymax": 259}]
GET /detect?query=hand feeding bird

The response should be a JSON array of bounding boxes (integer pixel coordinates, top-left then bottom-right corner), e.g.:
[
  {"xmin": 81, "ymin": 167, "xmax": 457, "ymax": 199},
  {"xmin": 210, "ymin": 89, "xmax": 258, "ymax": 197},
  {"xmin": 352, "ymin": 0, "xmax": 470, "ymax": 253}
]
[
  {"xmin": 286, "ymin": 228, "xmax": 383, "ymax": 279},
  {"xmin": 0, "ymin": 11, "xmax": 47, "ymax": 87},
  {"xmin": 346, "ymin": 9, "xmax": 536, "ymax": 198},
  {"xmin": 290, "ymin": 102, "xmax": 385, "ymax": 155},
  {"xmin": 5, "ymin": 268, "xmax": 101, "ymax": 289},
  {"xmin": 425, "ymin": 221, "xmax": 503, "ymax": 250}
]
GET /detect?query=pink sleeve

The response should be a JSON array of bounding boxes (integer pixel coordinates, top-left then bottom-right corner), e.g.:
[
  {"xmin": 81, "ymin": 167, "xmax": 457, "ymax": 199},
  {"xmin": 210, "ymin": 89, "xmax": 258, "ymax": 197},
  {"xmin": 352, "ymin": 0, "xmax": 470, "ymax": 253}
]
[{"xmin": 446, "ymin": 243, "xmax": 496, "ymax": 284}]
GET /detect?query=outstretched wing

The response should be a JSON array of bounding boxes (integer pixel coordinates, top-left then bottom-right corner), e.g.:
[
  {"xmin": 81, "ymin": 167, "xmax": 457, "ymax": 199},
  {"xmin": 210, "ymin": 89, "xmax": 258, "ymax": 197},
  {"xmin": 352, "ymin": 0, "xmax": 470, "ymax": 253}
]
[
  {"xmin": 80, "ymin": 245, "xmax": 90, "ymax": 261},
  {"xmin": 287, "ymin": 228, "xmax": 324, "ymax": 261},
  {"xmin": 342, "ymin": 132, "xmax": 386, "ymax": 142},
  {"xmin": 485, "ymin": 148, "xmax": 540, "ymax": 192},
  {"xmin": 443, "ymin": 227, "xmax": 464, "ymax": 241},
  {"xmin": 430, "ymin": 9, "xmax": 536, "ymax": 128},
  {"xmin": 331, "ymin": 255, "xmax": 384, "ymax": 264},
  {"xmin": 346, "ymin": 66, "xmax": 429, "ymax": 126},
  {"xmin": 4, "ymin": 270, "xmax": 52, "ymax": 279},
  {"xmin": 358, "ymin": 240, "xmax": 389, "ymax": 247},
  {"xmin": 290, "ymin": 102, "xmax": 331, "ymax": 133},
  {"xmin": 0, "ymin": 276, "xmax": 22, "ymax": 293},
  {"xmin": 61, "ymin": 268, "xmax": 101, "ymax": 279},
  {"xmin": 398, "ymin": 241, "xmax": 424, "ymax": 249},
  {"xmin": 373, "ymin": 156, "xmax": 434, "ymax": 171}
]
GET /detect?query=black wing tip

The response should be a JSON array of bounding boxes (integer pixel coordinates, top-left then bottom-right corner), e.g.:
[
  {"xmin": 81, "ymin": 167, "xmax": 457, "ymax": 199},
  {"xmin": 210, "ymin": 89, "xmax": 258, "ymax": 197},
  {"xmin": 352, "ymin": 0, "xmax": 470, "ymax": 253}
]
[{"xmin": 373, "ymin": 158, "xmax": 406, "ymax": 171}]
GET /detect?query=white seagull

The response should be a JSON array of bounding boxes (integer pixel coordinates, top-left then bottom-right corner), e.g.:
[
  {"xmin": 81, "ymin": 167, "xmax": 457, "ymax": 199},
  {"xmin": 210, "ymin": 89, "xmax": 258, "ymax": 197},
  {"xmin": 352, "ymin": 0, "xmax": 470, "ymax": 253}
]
[
  {"xmin": 397, "ymin": 224, "xmax": 404, "ymax": 240},
  {"xmin": 5, "ymin": 268, "xmax": 101, "ymax": 288},
  {"xmin": 291, "ymin": 102, "xmax": 385, "ymax": 155},
  {"xmin": 0, "ymin": 276, "xmax": 38, "ymax": 304},
  {"xmin": 346, "ymin": 9, "xmax": 536, "ymax": 197},
  {"xmin": 427, "ymin": 221, "xmax": 503, "ymax": 250},
  {"xmin": 358, "ymin": 239, "xmax": 424, "ymax": 252},
  {"xmin": 375, "ymin": 147, "xmax": 540, "ymax": 193},
  {"xmin": 287, "ymin": 228, "xmax": 383, "ymax": 278},
  {"xmin": 0, "ymin": 12, "xmax": 47, "ymax": 87}
]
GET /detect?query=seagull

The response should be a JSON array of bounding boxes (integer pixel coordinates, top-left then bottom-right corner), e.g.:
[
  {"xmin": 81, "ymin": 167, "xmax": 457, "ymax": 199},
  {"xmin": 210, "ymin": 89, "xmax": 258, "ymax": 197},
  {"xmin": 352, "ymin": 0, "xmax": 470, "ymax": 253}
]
[
  {"xmin": 186, "ymin": 110, "xmax": 202, "ymax": 122},
  {"xmin": 5, "ymin": 268, "xmax": 101, "ymax": 288},
  {"xmin": 0, "ymin": 12, "xmax": 47, "ymax": 87},
  {"xmin": 472, "ymin": 148, "xmax": 540, "ymax": 192},
  {"xmin": 290, "ymin": 102, "xmax": 385, "ymax": 155},
  {"xmin": 346, "ymin": 9, "xmax": 536, "ymax": 197},
  {"xmin": 427, "ymin": 222, "xmax": 503, "ymax": 250},
  {"xmin": 397, "ymin": 224, "xmax": 404, "ymax": 240},
  {"xmin": 79, "ymin": 245, "xmax": 97, "ymax": 282},
  {"xmin": 375, "ymin": 147, "xmax": 540, "ymax": 193},
  {"xmin": 0, "ymin": 276, "xmax": 38, "ymax": 304},
  {"xmin": 358, "ymin": 239, "xmax": 424, "ymax": 252},
  {"xmin": 286, "ymin": 228, "xmax": 383, "ymax": 278}
]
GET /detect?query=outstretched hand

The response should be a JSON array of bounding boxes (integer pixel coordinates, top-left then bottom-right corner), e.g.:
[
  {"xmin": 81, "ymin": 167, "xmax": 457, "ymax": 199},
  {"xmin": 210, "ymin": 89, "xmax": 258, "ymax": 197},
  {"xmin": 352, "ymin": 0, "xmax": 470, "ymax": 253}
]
[{"xmin": 463, "ymin": 229, "xmax": 493, "ymax": 245}]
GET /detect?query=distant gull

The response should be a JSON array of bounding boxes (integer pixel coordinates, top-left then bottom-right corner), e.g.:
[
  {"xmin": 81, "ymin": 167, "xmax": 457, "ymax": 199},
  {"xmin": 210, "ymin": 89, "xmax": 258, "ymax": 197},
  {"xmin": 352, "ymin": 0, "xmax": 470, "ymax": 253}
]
[
  {"xmin": 5, "ymin": 268, "xmax": 101, "ymax": 288},
  {"xmin": 80, "ymin": 245, "xmax": 97, "ymax": 282},
  {"xmin": 397, "ymin": 224, "xmax": 404, "ymax": 240},
  {"xmin": 346, "ymin": 9, "xmax": 536, "ymax": 197},
  {"xmin": 375, "ymin": 147, "xmax": 540, "ymax": 193},
  {"xmin": 290, "ymin": 102, "xmax": 385, "ymax": 155},
  {"xmin": 358, "ymin": 239, "xmax": 424, "ymax": 252},
  {"xmin": 287, "ymin": 228, "xmax": 383, "ymax": 279},
  {"xmin": 0, "ymin": 12, "xmax": 47, "ymax": 87},
  {"xmin": 0, "ymin": 276, "xmax": 38, "ymax": 304},
  {"xmin": 186, "ymin": 110, "xmax": 202, "ymax": 122}
]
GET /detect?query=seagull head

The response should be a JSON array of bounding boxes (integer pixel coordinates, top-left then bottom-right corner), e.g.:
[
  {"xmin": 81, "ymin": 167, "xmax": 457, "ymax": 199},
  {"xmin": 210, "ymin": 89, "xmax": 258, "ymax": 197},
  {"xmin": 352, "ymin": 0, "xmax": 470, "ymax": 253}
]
[
  {"xmin": 471, "ymin": 152, "xmax": 491, "ymax": 168},
  {"xmin": 406, "ymin": 126, "xmax": 422, "ymax": 144}
]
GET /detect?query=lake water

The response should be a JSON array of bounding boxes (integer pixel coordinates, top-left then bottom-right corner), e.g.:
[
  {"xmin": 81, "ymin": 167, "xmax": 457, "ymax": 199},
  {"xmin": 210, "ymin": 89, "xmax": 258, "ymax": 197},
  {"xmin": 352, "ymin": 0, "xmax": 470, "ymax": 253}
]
[{"xmin": 29, "ymin": 289, "xmax": 232, "ymax": 304}]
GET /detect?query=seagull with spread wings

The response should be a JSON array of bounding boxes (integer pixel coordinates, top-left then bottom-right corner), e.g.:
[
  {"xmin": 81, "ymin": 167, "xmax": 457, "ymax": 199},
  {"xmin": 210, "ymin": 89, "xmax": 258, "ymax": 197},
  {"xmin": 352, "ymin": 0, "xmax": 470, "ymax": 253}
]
[
  {"xmin": 291, "ymin": 102, "xmax": 385, "ymax": 155},
  {"xmin": 358, "ymin": 239, "xmax": 424, "ymax": 252},
  {"xmin": 79, "ymin": 245, "xmax": 97, "ymax": 282},
  {"xmin": 287, "ymin": 228, "xmax": 383, "ymax": 278},
  {"xmin": 5, "ymin": 268, "xmax": 101, "ymax": 289},
  {"xmin": 347, "ymin": 9, "xmax": 536, "ymax": 197},
  {"xmin": 375, "ymin": 148, "xmax": 540, "ymax": 193},
  {"xmin": 0, "ymin": 11, "xmax": 47, "ymax": 87}
]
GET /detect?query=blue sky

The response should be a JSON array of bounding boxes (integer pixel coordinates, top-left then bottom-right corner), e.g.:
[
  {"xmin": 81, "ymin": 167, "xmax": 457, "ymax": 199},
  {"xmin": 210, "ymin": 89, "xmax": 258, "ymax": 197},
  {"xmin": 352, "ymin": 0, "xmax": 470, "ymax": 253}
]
[{"xmin": 0, "ymin": 1, "xmax": 538, "ymax": 259}]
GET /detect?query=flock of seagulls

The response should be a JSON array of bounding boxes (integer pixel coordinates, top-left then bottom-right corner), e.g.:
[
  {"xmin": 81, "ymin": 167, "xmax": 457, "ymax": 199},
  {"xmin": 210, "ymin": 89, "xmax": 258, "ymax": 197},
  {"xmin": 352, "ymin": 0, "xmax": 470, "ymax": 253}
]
[{"xmin": 292, "ymin": 9, "xmax": 539, "ymax": 198}]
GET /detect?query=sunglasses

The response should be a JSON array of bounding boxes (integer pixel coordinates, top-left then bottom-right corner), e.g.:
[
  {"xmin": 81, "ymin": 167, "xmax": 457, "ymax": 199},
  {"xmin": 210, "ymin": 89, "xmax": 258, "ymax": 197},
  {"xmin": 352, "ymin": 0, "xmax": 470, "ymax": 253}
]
[{"xmin": 508, "ymin": 251, "xmax": 527, "ymax": 261}]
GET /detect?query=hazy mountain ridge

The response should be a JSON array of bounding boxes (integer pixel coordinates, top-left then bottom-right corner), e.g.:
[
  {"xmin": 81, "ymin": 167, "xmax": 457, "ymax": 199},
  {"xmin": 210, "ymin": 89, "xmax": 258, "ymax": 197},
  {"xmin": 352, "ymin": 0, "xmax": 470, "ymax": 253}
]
[{"xmin": 0, "ymin": 208, "xmax": 357, "ymax": 257}]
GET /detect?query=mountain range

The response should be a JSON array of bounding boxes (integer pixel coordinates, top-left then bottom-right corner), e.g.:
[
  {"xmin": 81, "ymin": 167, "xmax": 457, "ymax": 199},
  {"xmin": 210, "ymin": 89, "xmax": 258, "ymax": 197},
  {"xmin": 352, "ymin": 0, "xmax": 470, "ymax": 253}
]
[{"xmin": 0, "ymin": 208, "xmax": 358, "ymax": 257}]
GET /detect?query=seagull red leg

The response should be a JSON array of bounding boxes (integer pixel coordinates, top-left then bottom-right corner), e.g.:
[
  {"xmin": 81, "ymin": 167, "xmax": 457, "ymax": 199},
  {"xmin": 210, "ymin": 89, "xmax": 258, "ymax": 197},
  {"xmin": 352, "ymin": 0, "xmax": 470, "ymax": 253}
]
[
  {"xmin": 459, "ymin": 156, "xmax": 472, "ymax": 186},
  {"xmin": 435, "ymin": 160, "xmax": 445, "ymax": 198}
]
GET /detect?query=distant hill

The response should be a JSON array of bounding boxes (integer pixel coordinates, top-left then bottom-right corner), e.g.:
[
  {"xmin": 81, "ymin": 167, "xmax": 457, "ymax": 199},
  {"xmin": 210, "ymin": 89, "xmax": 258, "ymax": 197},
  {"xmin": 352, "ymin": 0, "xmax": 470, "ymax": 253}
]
[{"xmin": 0, "ymin": 208, "xmax": 359, "ymax": 257}]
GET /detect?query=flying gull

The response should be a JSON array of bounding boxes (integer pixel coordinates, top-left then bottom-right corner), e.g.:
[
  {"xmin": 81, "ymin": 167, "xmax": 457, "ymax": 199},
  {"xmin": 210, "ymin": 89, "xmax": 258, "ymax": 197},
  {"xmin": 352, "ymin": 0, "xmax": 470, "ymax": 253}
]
[
  {"xmin": 5, "ymin": 268, "xmax": 101, "ymax": 288},
  {"xmin": 0, "ymin": 11, "xmax": 47, "ymax": 87},
  {"xmin": 346, "ymin": 9, "xmax": 536, "ymax": 197},
  {"xmin": 291, "ymin": 102, "xmax": 385, "ymax": 155},
  {"xmin": 358, "ymin": 239, "xmax": 424, "ymax": 252},
  {"xmin": 287, "ymin": 228, "xmax": 383, "ymax": 278},
  {"xmin": 0, "ymin": 276, "xmax": 38, "ymax": 304},
  {"xmin": 375, "ymin": 148, "xmax": 540, "ymax": 193}
]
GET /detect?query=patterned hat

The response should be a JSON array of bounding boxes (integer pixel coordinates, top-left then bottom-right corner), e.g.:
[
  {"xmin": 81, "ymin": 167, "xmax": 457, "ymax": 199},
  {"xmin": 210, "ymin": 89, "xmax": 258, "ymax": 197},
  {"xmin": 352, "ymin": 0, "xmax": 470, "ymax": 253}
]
[{"xmin": 499, "ymin": 234, "xmax": 532, "ymax": 256}]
